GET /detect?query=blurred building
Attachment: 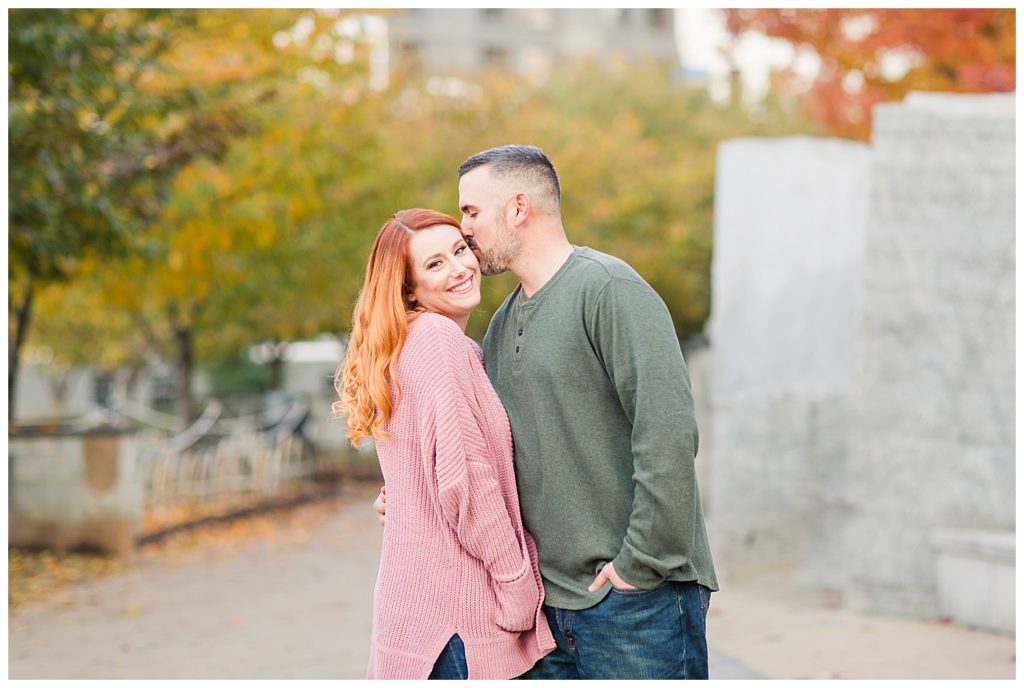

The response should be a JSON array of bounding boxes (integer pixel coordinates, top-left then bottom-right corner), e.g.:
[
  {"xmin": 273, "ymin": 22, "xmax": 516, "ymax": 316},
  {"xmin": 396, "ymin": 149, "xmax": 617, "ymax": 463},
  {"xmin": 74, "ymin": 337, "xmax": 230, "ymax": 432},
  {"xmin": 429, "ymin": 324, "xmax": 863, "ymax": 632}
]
[{"xmin": 387, "ymin": 8, "xmax": 679, "ymax": 81}]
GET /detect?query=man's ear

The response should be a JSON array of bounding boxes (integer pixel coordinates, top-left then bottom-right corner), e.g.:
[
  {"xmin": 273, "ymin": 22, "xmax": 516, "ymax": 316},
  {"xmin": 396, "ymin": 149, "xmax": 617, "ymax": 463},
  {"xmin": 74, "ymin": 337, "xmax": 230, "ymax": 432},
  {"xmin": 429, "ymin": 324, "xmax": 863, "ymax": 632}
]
[{"xmin": 511, "ymin": 192, "xmax": 531, "ymax": 227}]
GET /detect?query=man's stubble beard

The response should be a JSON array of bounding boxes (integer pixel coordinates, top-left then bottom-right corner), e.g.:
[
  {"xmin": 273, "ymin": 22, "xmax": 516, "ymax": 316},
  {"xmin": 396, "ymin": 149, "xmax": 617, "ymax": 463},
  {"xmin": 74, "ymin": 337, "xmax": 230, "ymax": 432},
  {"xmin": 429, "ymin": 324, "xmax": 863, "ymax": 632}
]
[{"xmin": 475, "ymin": 214, "xmax": 521, "ymax": 277}]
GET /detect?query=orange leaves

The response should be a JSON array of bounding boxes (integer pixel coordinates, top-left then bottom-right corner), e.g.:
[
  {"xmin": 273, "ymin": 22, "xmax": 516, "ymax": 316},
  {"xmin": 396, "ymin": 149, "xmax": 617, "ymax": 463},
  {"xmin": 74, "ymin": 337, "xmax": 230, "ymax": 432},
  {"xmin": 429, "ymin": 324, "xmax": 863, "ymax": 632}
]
[
  {"xmin": 723, "ymin": 8, "xmax": 1015, "ymax": 140},
  {"xmin": 8, "ymin": 548, "xmax": 128, "ymax": 610}
]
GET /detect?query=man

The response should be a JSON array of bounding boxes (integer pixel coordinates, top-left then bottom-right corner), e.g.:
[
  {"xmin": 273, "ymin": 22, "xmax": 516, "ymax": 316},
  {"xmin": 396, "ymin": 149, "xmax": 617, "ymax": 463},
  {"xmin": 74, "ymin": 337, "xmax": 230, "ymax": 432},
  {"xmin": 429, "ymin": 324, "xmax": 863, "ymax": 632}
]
[{"xmin": 380, "ymin": 144, "xmax": 718, "ymax": 679}]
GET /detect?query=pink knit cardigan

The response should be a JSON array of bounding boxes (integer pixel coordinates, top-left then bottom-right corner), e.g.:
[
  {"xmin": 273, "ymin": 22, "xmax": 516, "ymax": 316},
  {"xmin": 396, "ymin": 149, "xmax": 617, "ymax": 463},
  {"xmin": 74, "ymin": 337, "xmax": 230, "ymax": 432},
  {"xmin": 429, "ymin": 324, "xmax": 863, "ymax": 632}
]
[{"xmin": 367, "ymin": 312, "xmax": 555, "ymax": 679}]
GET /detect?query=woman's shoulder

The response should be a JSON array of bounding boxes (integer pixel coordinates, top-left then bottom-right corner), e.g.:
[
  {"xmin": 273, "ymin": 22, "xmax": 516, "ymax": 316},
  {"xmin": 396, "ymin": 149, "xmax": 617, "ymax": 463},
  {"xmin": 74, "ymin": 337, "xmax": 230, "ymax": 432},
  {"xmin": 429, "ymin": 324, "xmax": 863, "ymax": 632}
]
[
  {"xmin": 407, "ymin": 311, "xmax": 464, "ymax": 341},
  {"xmin": 399, "ymin": 314, "xmax": 483, "ymax": 403},
  {"xmin": 405, "ymin": 312, "xmax": 473, "ymax": 359}
]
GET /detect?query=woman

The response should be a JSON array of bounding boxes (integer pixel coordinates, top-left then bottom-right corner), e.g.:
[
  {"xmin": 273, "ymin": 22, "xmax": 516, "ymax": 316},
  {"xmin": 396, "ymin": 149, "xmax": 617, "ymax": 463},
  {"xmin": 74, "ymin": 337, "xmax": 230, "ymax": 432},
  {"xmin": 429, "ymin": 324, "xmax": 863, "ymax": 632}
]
[{"xmin": 334, "ymin": 209, "xmax": 555, "ymax": 680}]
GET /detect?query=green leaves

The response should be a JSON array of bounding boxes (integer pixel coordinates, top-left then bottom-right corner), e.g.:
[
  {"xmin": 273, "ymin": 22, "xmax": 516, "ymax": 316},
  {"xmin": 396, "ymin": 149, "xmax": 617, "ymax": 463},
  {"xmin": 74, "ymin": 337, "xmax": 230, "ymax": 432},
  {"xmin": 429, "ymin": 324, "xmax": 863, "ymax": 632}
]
[
  {"xmin": 10, "ymin": 9, "xmax": 196, "ymax": 281},
  {"xmin": 21, "ymin": 11, "xmax": 807, "ymax": 407}
]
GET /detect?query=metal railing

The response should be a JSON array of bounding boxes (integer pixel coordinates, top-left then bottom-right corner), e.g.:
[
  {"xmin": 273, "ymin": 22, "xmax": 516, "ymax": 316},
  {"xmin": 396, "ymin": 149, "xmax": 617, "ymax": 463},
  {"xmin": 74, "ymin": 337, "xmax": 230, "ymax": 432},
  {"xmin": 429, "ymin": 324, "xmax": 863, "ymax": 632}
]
[{"xmin": 133, "ymin": 397, "xmax": 316, "ymax": 510}]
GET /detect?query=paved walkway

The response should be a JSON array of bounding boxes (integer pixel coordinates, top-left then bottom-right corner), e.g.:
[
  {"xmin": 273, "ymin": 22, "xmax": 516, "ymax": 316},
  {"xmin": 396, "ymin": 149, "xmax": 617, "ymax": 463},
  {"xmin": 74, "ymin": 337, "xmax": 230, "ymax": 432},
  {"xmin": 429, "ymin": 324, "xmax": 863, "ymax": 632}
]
[
  {"xmin": 707, "ymin": 582, "xmax": 1015, "ymax": 680},
  {"xmin": 8, "ymin": 487, "xmax": 1013, "ymax": 680}
]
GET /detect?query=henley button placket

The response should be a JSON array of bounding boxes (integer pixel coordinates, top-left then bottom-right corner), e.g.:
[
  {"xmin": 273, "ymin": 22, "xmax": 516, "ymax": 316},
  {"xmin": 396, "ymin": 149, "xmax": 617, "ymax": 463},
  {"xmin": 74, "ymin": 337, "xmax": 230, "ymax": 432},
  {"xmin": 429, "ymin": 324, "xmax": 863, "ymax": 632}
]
[{"xmin": 511, "ymin": 294, "xmax": 529, "ymax": 376}]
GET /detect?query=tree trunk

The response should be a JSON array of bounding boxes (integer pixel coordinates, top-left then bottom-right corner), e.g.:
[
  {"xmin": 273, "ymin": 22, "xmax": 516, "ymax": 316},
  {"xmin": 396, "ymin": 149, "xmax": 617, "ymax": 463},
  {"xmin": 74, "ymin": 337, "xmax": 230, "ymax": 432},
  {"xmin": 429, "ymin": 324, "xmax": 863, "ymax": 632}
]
[
  {"xmin": 173, "ymin": 323, "xmax": 194, "ymax": 428},
  {"xmin": 48, "ymin": 367, "xmax": 72, "ymax": 407},
  {"xmin": 114, "ymin": 366, "xmax": 142, "ymax": 407},
  {"xmin": 268, "ymin": 344, "xmax": 285, "ymax": 390},
  {"xmin": 8, "ymin": 274, "xmax": 34, "ymax": 424}
]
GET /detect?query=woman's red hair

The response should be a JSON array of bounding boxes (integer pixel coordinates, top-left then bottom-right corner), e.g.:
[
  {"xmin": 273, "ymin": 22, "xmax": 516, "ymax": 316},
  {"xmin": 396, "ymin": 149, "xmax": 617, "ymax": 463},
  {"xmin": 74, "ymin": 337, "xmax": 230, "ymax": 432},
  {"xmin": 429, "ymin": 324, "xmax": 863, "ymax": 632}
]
[{"xmin": 333, "ymin": 208, "xmax": 464, "ymax": 446}]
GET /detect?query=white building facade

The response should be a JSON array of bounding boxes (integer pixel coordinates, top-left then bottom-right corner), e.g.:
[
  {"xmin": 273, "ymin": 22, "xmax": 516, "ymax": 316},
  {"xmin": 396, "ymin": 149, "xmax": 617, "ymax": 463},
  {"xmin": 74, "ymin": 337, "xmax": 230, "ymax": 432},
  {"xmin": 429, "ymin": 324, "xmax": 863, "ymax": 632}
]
[{"xmin": 388, "ymin": 8, "xmax": 678, "ymax": 81}]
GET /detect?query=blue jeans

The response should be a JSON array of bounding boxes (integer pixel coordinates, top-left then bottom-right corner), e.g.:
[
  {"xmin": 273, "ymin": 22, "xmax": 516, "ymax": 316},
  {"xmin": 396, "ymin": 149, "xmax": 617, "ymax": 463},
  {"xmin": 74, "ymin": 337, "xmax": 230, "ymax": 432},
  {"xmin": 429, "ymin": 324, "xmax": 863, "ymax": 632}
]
[
  {"xmin": 428, "ymin": 634, "xmax": 468, "ymax": 680},
  {"xmin": 520, "ymin": 580, "xmax": 712, "ymax": 680}
]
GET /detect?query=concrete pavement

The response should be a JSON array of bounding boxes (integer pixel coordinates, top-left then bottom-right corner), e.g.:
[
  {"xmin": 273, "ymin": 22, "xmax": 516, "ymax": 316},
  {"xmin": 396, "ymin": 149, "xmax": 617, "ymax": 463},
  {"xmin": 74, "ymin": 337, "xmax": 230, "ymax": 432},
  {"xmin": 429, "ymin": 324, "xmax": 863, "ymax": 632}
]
[{"xmin": 8, "ymin": 486, "xmax": 1012, "ymax": 680}]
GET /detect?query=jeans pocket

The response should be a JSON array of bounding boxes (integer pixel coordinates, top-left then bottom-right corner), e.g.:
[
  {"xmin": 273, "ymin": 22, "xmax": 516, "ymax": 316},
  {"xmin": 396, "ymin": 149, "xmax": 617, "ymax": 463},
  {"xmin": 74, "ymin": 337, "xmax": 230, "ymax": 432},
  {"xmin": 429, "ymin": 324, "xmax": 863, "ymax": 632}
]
[
  {"xmin": 611, "ymin": 587, "xmax": 649, "ymax": 596},
  {"xmin": 698, "ymin": 585, "xmax": 711, "ymax": 617},
  {"xmin": 610, "ymin": 582, "xmax": 662, "ymax": 596}
]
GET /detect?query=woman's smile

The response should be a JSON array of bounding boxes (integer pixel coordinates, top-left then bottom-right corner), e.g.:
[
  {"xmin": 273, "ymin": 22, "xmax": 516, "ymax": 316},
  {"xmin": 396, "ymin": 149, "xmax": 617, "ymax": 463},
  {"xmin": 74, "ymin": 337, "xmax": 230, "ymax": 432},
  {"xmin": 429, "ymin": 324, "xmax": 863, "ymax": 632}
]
[{"xmin": 447, "ymin": 274, "xmax": 475, "ymax": 295}]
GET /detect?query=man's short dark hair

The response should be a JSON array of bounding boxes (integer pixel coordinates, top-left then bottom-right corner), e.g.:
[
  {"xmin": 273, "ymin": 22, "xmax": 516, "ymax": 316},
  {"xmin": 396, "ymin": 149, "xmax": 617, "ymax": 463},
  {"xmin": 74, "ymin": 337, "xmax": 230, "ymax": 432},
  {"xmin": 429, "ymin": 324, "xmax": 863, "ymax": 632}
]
[{"xmin": 459, "ymin": 144, "xmax": 561, "ymax": 208}]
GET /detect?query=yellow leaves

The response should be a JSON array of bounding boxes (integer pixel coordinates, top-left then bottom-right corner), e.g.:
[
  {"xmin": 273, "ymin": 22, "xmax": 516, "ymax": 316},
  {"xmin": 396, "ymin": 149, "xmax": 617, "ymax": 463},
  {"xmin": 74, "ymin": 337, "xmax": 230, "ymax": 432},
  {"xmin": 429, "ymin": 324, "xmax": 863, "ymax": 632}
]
[
  {"xmin": 8, "ymin": 486, "xmax": 350, "ymax": 612},
  {"xmin": 139, "ymin": 485, "xmax": 343, "ymax": 553},
  {"xmin": 26, "ymin": 33, "xmax": 786, "ymax": 366},
  {"xmin": 206, "ymin": 166, "xmax": 232, "ymax": 196},
  {"xmin": 286, "ymin": 194, "xmax": 315, "ymax": 225},
  {"xmin": 252, "ymin": 218, "xmax": 279, "ymax": 249},
  {"xmin": 167, "ymin": 249, "xmax": 184, "ymax": 271},
  {"xmin": 8, "ymin": 548, "xmax": 127, "ymax": 610},
  {"xmin": 76, "ymin": 109, "xmax": 97, "ymax": 130},
  {"xmin": 99, "ymin": 260, "xmax": 148, "ymax": 312},
  {"xmin": 146, "ymin": 9, "xmax": 324, "ymax": 92}
]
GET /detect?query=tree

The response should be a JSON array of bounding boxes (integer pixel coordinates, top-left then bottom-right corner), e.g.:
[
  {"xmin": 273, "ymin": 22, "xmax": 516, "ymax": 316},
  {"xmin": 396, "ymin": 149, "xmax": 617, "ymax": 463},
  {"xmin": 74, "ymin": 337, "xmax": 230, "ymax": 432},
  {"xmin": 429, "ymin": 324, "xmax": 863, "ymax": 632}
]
[
  {"xmin": 107, "ymin": 9, "xmax": 382, "ymax": 421},
  {"xmin": 358, "ymin": 59, "xmax": 806, "ymax": 340},
  {"xmin": 8, "ymin": 8, "xmax": 252, "ymax": 422},
  {"xmin": 14, "ymin": 9, "xmax": 380, "ymax": 423},
  {"xmin": 722, "ymin": 8, "xmax": 1016, "ymax": 139},
  {"xmin": 30, "ymin": 50, "xmax": 806, "ymax": 424}
]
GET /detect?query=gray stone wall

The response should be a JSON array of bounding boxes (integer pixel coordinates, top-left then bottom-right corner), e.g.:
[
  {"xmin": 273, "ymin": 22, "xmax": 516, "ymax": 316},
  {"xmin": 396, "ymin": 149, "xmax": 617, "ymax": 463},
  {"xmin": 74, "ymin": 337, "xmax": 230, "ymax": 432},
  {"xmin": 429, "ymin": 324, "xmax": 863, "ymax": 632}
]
[
  {"xmin": 843, "ymin": 92, "xmax": 1015, "ymax": 615},
  {"xmin": 706, "ymin": 92, "xmax": 1015, "ymax": 619},
  {"xmin": 682, "ymin": 344, "xmax": 713, "ymax": 509},
  {"xmin": 708, "ymin": 136, "xmax": 871, "ymax": 584}
]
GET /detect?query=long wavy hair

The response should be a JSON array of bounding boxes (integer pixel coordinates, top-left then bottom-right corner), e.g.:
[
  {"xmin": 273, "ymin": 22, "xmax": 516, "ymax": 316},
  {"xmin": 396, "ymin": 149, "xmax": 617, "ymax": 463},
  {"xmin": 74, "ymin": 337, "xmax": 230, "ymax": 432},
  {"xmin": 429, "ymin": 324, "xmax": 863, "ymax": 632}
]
[{"xmin": 333, "ymin": 208, "xmax": 464, "ymax": 446}]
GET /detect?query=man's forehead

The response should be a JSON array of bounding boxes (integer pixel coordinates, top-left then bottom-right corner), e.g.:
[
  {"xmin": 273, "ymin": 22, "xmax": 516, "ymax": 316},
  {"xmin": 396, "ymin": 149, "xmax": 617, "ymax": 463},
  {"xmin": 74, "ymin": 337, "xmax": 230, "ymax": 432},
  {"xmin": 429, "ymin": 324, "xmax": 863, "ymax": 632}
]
[
  {"xmin": 458, "ymin": 166, "xmax": 494, "ymax": 207},
  {"xmin": 462, "ymin": 165, "xmax": 507, "ymax": 195}
]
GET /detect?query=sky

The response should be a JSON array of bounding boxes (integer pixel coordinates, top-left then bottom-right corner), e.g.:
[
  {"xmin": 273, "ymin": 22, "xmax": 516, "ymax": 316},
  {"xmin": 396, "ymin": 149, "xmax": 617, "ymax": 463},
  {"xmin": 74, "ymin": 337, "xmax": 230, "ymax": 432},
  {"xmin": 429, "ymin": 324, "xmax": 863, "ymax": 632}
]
[{"xmin": 675, "ymin": 8, "xmax": 822, "ymax": 104}]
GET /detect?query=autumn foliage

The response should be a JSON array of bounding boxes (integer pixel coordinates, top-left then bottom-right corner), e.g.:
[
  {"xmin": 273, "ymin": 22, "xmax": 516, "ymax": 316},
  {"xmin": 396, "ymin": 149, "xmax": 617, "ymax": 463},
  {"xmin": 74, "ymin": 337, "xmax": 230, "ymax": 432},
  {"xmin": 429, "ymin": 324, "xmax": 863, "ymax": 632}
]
[
  {"xmin": 12, "ymin": 10, "xmax": 807, "ymax": 423},
  {"xmin": 723, "ymin": 8, "xmax": 1016, "ymax": 140}
]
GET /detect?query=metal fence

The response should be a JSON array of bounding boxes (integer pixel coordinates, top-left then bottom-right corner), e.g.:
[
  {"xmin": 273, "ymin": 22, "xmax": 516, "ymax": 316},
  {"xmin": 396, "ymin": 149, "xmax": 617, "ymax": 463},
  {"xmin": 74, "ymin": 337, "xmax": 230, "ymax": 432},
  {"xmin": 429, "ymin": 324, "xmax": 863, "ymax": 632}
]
[{"xmin": 122, "ymin": 397, "xmax": 316, "ymax": 511}]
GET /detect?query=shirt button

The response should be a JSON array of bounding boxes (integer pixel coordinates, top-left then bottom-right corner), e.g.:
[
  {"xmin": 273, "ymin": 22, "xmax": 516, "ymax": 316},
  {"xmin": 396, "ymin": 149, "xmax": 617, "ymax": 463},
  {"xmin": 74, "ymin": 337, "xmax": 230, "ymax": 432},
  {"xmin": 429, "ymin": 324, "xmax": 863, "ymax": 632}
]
[
  {"xmin": 517, "ymin": 328, "xmax": 523, "ymax": 336},
  {"xmin": 515, "ymin": 346, "xmax": 520, "ymax": 353}
]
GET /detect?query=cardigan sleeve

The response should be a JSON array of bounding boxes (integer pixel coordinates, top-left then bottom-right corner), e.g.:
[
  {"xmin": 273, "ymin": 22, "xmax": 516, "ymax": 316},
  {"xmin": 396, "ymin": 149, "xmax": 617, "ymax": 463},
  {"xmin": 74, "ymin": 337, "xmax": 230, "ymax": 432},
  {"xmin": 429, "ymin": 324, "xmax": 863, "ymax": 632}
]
[{"xmin": 419, "ymin": 315, "xmax": 539, "ymax": 631}]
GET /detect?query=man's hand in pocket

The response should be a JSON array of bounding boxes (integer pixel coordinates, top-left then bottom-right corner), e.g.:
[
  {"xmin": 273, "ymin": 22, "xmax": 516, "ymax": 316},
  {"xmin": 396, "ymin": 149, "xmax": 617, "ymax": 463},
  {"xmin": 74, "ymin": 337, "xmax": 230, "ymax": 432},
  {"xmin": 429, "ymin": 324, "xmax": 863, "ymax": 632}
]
[{"xmin": 588, "ymin": 560, "xmax": 638, "ymax": 592}]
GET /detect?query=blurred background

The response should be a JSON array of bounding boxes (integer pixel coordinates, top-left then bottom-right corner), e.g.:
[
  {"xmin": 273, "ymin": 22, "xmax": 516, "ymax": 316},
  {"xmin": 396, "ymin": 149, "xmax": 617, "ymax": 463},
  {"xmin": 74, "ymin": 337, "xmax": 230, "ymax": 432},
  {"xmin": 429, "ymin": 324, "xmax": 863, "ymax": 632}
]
[{"xmin": 7, "ymin": 7, "xmax": 1016, "ymax": 680}]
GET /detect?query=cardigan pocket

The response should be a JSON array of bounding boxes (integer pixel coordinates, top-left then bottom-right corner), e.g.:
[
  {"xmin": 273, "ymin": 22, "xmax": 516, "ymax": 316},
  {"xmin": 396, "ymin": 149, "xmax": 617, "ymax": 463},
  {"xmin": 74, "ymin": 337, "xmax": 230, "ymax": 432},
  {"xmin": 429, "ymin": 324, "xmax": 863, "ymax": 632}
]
[{"xmin": 493, "ymin": 564, "xmax": 540, "ymax": 632}]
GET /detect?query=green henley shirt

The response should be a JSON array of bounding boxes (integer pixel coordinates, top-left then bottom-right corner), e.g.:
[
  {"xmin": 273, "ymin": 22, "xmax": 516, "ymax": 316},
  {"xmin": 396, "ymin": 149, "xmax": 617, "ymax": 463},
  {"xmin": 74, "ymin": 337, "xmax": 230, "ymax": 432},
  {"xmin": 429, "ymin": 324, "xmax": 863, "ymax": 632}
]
[{"xmin": 482, "ymin": 246, "xmax": 718, "ymax": 610}]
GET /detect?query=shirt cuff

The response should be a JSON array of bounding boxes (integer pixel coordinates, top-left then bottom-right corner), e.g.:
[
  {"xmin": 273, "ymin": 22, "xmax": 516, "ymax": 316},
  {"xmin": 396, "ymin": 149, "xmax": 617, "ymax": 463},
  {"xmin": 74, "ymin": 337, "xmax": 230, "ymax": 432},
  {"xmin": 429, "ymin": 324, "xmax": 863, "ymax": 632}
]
[{"xmin": 613, "ymin": 542, "xmax": 668, "ymax": 590}]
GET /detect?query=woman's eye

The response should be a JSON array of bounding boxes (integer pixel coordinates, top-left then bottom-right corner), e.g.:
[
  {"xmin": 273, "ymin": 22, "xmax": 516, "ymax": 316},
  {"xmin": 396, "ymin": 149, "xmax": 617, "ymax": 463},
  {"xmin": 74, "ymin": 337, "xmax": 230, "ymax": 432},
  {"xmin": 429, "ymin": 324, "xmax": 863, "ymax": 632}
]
[
  {"xmin": 455, "ymin": 245, "xmax": 466, "ymax": 255},
  {"xmin": 428, "ymin": 260, "xmax": 442, "ymax": 269}
]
